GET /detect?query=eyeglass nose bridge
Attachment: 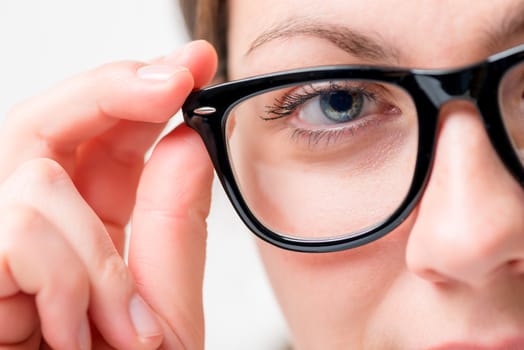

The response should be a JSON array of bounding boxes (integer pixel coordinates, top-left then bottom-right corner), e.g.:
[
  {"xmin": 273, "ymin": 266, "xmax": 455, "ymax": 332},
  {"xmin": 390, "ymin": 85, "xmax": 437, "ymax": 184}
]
[
  {"xmin": 415, "ymin": 67, "xmax": 524, "ymax": 187},
  {"xmin": 414, "ymin": 67, "xmax": 485, "ymax": 107}
]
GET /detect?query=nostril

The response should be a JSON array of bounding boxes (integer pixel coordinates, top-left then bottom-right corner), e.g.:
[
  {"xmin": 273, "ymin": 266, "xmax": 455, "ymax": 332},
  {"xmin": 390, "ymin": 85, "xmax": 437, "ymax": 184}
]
[{"xmin": 506, "ymin": 259, "xmax": 524, "ymax": 275}]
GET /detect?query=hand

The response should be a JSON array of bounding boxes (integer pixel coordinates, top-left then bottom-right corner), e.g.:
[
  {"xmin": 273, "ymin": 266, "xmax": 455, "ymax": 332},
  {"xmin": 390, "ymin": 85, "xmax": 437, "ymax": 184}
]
[{"xmin": 0, "ymin": 40, "xmax": 217, "ymax": 349}]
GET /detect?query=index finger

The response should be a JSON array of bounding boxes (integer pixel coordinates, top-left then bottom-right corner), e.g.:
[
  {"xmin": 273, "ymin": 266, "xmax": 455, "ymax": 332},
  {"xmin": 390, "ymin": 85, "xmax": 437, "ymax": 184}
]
[{"xmin": 0, "ymin": 40, "xmax": 217, "ymax": 177}]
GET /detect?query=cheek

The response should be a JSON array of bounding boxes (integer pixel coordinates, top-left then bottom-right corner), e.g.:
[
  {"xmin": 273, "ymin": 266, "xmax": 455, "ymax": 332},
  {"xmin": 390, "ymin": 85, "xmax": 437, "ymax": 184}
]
[{"xmin": 256, "ymin": 218, "xmax": 414, "ymax": 345}]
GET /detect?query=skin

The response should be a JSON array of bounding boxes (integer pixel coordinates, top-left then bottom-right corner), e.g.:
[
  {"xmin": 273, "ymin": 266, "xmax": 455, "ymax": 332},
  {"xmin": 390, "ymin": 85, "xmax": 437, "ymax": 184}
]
[
  {"xmin": 227, "ymin": 0, "xmax": 524, "ymax": 349},
  {"xmin": 0, "ymin": 1, "xmax": 523, "ymax": 350}
]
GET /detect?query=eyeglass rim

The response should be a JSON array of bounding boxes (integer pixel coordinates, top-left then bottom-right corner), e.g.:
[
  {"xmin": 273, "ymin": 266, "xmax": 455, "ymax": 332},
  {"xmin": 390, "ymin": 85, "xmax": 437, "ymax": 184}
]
[
  {"xmin": 184, "ymin": 43, "xmax": 524, "ymax": 110},
  {"xmin": 182, "ymin": 43, "xmax": 524, "ymax": 253}
]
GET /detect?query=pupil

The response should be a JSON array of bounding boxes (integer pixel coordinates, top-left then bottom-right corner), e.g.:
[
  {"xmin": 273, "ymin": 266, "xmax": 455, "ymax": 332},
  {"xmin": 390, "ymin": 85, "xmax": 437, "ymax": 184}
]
[{"xmin": 328, "ymin": 91, "xmax": 353, "ymax": 112}]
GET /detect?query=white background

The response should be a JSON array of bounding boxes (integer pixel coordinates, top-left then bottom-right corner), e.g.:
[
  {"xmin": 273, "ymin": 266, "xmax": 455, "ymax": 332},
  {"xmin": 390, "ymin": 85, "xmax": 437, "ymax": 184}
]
[{"xmin": 0, "ymin": 1, "xmax": 289, "ymax": 348}]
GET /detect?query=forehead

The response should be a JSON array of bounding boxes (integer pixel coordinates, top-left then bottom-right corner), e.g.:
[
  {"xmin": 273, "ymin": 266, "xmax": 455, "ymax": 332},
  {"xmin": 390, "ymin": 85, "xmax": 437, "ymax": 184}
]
[{"xmin": 227, "ymin": 0, "xmax": 524, "ymax": 78}]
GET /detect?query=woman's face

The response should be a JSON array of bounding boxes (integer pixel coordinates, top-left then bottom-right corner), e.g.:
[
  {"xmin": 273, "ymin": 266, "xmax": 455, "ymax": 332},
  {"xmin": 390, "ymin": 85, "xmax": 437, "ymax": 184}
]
[{"xmin": 227, "ymin": 1, "xmax": 524, "ymax": 348}]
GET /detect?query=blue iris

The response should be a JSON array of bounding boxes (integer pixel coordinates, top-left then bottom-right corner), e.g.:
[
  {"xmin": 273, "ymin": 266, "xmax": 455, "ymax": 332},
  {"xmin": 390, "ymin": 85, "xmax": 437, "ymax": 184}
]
[{"xmin": 319, "ymin": 90, "xmax": 363, "ymax": 123}]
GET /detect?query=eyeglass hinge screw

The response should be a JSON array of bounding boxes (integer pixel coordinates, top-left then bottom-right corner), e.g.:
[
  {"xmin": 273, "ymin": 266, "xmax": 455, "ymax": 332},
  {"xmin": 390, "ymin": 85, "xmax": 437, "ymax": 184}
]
[{"xmin": 193, "ymin": 106, "xmax": 217, "ymax": 115}]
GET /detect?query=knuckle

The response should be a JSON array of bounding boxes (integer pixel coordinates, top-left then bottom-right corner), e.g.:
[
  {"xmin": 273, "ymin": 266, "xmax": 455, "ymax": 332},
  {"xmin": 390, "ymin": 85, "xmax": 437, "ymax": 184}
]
[
  {"xmin": 90, "ymin": 60, "xmax": 141, "ymax": 91},
  {"xmin": 100, "ymin": 254, "xmax": 133, "ymax": 287},
  {"xmin": 0, "ymin": 158, "xmax": 73, "ymax": 212},
  {"xmin": 93, "ymin": 59, "xmax": 141, "ymax": 76},
  {"xmin": 89, "ymin": 60, "xmax": 143, "ymax": 117},
  {"xmin": 15, "ymin": 158, "xmax": 70, "ymax": 188},
  {"xmin": 0, "ymin": 205, "xmax": 45, "ymax": 246}
]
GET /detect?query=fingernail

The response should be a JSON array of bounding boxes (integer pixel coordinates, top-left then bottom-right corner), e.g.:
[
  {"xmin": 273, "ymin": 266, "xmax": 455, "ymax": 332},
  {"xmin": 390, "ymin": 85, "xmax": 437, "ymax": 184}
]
[
  {"xmin": 78, "ymin": 316, "xmax": 91, "ymax": 350},
  {"xmin": 130, "ymin": 294, "xmax": 162, "ymax": 339},
  {"xmin": 137, "ymin": 64, "xmax": 188, "ymax": 81}
]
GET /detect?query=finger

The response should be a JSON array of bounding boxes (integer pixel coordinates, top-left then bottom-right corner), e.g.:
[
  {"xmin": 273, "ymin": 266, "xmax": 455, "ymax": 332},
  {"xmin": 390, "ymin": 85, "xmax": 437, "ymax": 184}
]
[
  {"xmin": 0, "ymin": 205, "xmax": 90, "ymax": 350},
  {"xmin": 0, "ymin": 63, "xmax": 191, "ymax": 180},
  {"xmin": 0, "ymin": 293, "xmax": 38, "ymax": 347},
  {"xmin": 0, "ymin": 40, "xmax": 217, "ymax": 178},
  {"xmin": 0, "ymin": 327, "xmax": 41, "ymax": 350},
  {"xmin": 129, "ymin": 124, "xmax": 214, "ymax": 349},
  {"xmin": 0, "ymin": 245, "xmax": 41, "ymax": 349},
  {"xmin": 1, "ymin": 159, "xmax": 163, "ymax": 349}
]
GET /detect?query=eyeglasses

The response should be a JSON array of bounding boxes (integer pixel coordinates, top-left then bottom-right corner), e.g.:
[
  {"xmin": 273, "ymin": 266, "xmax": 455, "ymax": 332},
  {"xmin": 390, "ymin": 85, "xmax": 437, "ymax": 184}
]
[{"xmin": 182, "ymin": 44, "xmax": 524, "ymax": 253}]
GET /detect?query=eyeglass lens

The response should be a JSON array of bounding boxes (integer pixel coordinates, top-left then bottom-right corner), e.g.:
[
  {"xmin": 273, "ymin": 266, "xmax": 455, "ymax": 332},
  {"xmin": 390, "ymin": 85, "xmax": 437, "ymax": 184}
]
[
  {"xmin": 225, "ymin": 80, "xmax": 419, "ymax": 240},
  {"xmin": 499, "ymin": 61, "xmax": 524, "ymax": 165}
]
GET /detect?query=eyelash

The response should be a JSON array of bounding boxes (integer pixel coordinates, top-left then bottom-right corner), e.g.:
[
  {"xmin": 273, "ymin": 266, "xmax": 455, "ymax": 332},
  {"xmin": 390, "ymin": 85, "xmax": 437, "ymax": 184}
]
[{"xmin": 289, "ymin": 117, "xmax": 382, "ymax": 146}]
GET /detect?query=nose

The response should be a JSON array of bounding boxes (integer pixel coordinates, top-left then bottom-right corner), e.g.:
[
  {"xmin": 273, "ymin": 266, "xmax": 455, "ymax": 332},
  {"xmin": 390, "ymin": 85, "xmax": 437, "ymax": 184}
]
[{"xmin": 405, "ymin": 100, "xmax": 524, "ymax": 288}]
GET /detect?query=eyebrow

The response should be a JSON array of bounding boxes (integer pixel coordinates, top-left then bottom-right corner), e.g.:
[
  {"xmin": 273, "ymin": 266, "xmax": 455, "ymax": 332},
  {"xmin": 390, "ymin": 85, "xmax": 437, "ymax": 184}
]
[{"xmin": 246, "ymin": 18, "xmax": 400, "ymax": 64}]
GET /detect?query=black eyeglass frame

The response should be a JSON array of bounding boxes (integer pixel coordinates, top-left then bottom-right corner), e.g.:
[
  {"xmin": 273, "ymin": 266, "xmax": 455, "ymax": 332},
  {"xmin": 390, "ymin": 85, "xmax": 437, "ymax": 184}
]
[{"xmin": 182, "ymin": 44, "xmax": 524, "ymax": 253}]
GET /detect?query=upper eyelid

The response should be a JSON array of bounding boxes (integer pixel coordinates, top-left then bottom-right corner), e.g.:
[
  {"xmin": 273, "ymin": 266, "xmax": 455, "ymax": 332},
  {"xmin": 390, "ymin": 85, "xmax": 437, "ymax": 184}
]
[{"xmin": 273, "ymin": 81, "xmax": 386, "ymax": 105}]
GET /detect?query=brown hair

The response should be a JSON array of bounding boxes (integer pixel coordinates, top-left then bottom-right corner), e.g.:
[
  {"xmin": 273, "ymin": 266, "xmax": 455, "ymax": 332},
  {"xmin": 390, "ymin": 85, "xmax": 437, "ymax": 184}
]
[{"xmin": 179, "ymin": 0, "xmax": 228, "ymax": 80}]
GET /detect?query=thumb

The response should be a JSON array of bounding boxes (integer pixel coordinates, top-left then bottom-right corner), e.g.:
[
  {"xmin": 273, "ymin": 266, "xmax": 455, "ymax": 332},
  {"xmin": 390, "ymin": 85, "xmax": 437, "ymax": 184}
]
[{"xmin": 128, "ymin": 124, "xmax": 213, "ymax": 349}]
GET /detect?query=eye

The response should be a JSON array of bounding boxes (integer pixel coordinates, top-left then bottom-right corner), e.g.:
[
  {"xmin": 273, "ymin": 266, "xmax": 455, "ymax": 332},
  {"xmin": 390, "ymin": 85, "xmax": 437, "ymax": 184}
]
[
  {"xmin": 319, "ymin": 90, "xmax": 364, "ymax": 123},
  {"xmin": 298, "ymin": 89, "xmax": 373, "ymax": 126},
  {"xmin": 260, "ymin": 81, "xmax": 402, "ymax": 134}
]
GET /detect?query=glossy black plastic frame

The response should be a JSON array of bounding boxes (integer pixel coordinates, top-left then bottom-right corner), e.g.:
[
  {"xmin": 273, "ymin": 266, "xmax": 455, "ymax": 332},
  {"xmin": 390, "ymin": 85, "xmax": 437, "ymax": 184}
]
[{"xmin": 182, "ymin": 44, "xmax": 524, "ymax": 253}]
